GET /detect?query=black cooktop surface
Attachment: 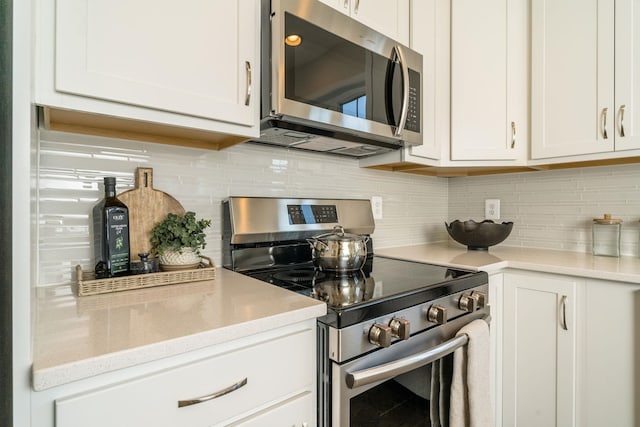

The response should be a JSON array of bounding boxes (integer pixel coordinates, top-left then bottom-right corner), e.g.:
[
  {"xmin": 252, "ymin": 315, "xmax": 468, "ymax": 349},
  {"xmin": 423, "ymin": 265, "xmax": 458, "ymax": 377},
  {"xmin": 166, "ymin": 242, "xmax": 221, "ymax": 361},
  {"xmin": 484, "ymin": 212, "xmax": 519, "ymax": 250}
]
[{"xmin": 243, "ymin": 256, "xmax": 488, "ymax": 328}]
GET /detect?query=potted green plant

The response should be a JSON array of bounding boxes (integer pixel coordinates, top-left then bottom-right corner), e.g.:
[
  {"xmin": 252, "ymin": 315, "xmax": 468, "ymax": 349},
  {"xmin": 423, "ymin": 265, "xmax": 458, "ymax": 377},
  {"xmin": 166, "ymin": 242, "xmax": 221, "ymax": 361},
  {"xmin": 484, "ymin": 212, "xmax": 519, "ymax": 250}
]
[{"xmin": 150, "ymin": 211, "xmax": 211, "ymax": 270}]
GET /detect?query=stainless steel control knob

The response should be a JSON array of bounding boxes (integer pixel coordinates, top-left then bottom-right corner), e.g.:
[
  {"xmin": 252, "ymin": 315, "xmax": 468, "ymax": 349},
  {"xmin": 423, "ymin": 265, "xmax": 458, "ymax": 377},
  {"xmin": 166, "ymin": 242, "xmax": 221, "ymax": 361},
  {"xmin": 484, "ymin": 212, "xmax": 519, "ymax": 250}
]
[
  {"xmin": 459, "ymin": 294, "xmax": 477, "ymax": 313},
  {"xmin": 389, "ymin": 318, "xmax": 410, "ymax": 340},
  {"xmin": 369, "ymin": 323, "xmax": 392, "ymax": 347},
  {"xmin": 471, "ymin": 291, "xmax": 487, "ymax": 308},
  {"xmin": 427, "ymin": 305, "xmax": 447, "ymax": 324}
]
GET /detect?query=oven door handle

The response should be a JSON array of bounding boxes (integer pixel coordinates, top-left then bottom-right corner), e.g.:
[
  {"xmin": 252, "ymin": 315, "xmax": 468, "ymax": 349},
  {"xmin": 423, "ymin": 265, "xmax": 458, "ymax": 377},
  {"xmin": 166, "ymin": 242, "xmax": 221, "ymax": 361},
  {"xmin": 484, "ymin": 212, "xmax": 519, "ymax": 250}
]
[{"xmin": 346, "ymin": 333, "xmax": 469, "ymax": 389}]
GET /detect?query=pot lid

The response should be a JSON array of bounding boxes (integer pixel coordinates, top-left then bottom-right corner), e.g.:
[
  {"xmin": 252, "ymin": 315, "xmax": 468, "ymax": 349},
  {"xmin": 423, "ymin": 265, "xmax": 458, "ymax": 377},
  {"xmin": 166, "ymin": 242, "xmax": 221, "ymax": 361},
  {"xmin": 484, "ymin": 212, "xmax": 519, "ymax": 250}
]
[
  {"xmin": 593, "ymin": 213, "xmax": 622, "ymax": 224},
  {"xmin": 312, "ymin": 225, "xmax": 364, "ymax": 242}
]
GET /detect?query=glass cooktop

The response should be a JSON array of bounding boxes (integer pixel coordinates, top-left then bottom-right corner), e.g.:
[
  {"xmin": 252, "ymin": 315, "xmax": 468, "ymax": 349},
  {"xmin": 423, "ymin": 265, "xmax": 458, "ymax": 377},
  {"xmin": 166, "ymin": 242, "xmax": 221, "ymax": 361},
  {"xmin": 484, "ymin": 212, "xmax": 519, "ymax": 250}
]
[{"xmin": 243, "ymin": 256, "xmax": 488, "ymax": 328}]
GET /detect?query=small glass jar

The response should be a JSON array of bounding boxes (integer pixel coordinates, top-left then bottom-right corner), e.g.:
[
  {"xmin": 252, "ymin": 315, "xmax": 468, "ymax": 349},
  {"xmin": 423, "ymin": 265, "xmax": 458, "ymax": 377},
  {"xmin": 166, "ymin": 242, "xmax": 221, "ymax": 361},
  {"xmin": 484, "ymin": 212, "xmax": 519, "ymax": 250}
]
[{"xmin": 592, "ymin": 214, "xmax": 622, "ymax": 257}]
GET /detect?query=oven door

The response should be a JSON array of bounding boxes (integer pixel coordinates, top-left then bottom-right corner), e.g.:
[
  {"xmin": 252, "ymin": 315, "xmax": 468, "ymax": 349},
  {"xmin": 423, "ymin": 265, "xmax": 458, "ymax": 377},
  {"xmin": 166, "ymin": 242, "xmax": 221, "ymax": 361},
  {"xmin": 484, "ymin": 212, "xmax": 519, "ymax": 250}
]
[
  {"xmin": 269, "ymin": 0, "xmax": 422, "ymax": 145},
  {"xmin": 326, "ymin": 310, "xmax": 489, "ymax": 426}
]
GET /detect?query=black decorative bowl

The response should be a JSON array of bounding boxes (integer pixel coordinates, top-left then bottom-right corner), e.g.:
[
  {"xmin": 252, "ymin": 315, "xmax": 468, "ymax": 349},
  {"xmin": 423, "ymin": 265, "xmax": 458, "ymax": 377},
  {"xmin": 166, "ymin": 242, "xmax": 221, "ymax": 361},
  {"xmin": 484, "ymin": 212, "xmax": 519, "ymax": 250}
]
[{"xmin": 445, "ymin": 219, "xmax": 514, "ymax": 251}]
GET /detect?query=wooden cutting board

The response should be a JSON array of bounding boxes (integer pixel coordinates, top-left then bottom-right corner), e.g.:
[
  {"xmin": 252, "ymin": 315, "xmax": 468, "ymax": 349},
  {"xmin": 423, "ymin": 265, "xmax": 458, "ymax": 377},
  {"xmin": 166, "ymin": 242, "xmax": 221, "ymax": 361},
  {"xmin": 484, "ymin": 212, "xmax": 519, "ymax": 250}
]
[{"xmin": 117, "ymin": 167, "xmax": 185, "ymax": 261}]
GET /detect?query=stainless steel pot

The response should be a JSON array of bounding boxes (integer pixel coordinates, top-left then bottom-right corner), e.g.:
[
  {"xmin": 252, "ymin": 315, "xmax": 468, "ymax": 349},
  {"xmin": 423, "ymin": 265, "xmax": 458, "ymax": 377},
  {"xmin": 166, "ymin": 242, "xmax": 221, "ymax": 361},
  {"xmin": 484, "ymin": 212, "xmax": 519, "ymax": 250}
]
[{"xmin": 307, "ymin": 225, "xmax": 369, "ymax": 271}]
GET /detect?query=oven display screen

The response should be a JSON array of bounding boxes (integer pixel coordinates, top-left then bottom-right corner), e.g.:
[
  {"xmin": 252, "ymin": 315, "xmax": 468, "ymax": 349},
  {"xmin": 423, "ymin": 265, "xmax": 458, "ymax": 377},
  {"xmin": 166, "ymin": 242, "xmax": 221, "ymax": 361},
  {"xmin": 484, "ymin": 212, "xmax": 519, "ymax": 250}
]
[{"xmin": 287, "ymin": 204, "xmax": 338, "ymax": 224}]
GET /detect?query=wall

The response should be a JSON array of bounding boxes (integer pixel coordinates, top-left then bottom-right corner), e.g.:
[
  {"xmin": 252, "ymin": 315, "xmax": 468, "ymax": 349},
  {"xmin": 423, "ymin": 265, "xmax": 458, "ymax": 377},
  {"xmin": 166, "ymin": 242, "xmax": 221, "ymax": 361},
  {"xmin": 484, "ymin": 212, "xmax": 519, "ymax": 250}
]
[
  {"xmin": 448, "ymin": 164, "xmax": 640, "ymax": 256},
  {"xmin": 38, "ymin": 129, "xmax": 640, "ymax": 286},
  {"xmin": 37, "ymin": 130, "xmax": 449, "ymax": 286}
]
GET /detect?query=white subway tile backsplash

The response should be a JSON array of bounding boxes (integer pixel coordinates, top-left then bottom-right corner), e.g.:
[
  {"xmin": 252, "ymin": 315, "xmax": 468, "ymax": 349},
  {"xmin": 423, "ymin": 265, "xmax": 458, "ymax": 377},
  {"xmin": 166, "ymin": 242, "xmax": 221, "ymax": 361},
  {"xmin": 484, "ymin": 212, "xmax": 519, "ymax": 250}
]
[
  {"xmin": 37, "ymin": 130, "xmax": 449, "ymax": 286},
  {"xmin": 37, "ymin": 129, "xmax": 640, "ymax": 286},
  {"xmin": 449, "ymin": 165, "xmax": 640, "ymax": 257}
]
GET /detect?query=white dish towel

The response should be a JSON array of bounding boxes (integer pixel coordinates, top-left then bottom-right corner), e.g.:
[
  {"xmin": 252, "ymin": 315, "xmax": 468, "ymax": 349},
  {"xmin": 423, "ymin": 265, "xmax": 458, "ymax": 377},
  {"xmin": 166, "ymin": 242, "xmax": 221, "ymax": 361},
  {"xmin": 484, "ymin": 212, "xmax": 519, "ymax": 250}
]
[{"xmin": 450, "ymin": 319, "xmax": 493, "ymax": 427}]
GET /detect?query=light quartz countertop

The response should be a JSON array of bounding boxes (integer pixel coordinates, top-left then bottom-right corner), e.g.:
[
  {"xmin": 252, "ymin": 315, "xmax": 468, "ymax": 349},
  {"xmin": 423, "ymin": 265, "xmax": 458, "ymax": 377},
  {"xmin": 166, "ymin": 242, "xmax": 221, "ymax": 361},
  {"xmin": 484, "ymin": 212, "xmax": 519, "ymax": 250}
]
[
  {"xmin": 376, "ymin": 242, "xmax": 640, "ymax": 284},
  {"xmin": 32, "ymin": 268, "xmax": 326, "ymax": 391},
  {"xmin": 33, "ymin": 243, "xmax": 640, "ymax": 391}
]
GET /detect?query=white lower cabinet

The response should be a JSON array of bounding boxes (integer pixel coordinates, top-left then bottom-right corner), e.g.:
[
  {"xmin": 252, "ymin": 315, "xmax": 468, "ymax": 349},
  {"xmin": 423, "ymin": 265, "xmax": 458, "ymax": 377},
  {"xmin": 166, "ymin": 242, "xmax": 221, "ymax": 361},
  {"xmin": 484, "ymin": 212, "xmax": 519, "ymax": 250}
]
[
  {"xmin": 576, "ymin": 279, "xmax": 640, "ymax": 427},
  {"xmin": 33, "ymin": 321, "xmax": 317, "ymax": 427},
  {"xmin": 500, "ymin": 270, "xmax": 640, "ymax": 427},
  {"xmin": 502, "ymin": 270, "xmax": 578, "ymax": 427}
]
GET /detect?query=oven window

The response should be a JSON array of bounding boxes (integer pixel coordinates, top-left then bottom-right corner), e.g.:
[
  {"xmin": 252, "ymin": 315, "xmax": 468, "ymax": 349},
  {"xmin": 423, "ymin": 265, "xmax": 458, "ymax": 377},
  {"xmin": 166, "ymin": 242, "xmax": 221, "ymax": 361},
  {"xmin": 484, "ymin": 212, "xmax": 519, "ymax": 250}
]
[
  {"xmin": 350, "ymin": 379, "xmax": 429, "ymax": 426},
  {"xmin": 347, "ymin": 353, "xmax": 454, "ymax": 427}
]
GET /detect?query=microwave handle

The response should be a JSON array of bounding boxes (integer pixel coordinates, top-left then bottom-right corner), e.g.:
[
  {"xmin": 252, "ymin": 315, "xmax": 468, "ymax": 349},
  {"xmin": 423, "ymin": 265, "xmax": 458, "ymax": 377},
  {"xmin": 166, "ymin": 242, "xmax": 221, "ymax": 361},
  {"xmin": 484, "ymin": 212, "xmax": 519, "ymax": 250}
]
[{"xmin": 391, "ymin": 45, "xmax": 410, "ymax": 137}]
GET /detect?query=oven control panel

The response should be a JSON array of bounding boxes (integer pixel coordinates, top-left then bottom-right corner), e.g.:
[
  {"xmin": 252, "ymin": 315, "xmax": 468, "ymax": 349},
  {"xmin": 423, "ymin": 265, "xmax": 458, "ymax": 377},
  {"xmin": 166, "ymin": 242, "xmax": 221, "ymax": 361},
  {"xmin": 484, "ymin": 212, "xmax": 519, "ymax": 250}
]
[
  {"xmin": 327, "ymin": 285, "xmax": 489, "ymax": 362},
  {"xmin": 287, "ymin": 204, "xmax": 338, "ymax": 224}
]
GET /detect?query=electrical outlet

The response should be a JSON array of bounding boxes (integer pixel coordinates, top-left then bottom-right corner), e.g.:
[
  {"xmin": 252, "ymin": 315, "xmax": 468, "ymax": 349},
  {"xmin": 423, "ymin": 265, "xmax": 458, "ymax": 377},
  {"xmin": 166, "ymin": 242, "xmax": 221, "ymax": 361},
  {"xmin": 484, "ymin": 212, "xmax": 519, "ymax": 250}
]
[
  {"xmin": 485, "ymin": 199, "xmax": 500, "ymax": 220},
  {"xmin": 371, "ymin": 196, "xmax": 383, "ymax": 220}
]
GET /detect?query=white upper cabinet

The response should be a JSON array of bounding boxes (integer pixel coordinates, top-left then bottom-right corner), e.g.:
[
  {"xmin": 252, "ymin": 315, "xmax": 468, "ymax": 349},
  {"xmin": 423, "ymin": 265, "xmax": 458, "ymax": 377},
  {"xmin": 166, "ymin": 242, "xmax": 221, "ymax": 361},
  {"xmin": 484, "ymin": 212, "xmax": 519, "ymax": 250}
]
[
  {"xmin": 531, "ymin": 0, "xmax": 640, "ymax": 159},
  {"xmin": 614, "ymin": 0, "xmax": 640, "ymax": 152},
  {"xmin": 450, "ymin": 0, "xmax": 528, "ymax": 161},
  {"xmin": 35, "ymin": 0, "xmax": 261, "ymax": 142},
  {"xmin": 319, "ymin": 0, "xmax": 410, "ymax": 45},
  {"xmin": 405, "ymin": 0, "xmax": 442, "ymax": 160}
]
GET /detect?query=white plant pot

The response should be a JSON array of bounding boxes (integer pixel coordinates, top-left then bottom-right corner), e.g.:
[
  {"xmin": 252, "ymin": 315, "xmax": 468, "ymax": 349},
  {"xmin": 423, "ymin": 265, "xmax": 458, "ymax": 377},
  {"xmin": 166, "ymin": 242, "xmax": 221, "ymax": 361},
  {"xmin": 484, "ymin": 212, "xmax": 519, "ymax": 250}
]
[{"xmin": 158, "ymin": 248, "xmax": 201, "ymax": 266}]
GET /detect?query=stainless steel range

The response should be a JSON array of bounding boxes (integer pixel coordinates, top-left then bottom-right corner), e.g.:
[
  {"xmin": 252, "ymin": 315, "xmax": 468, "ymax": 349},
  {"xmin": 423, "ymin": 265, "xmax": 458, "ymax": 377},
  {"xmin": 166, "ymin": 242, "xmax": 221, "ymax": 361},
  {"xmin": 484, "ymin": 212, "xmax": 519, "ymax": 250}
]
[{"xmin": 222, "ymin": 197, "xmax": 489, "ymax": 427}]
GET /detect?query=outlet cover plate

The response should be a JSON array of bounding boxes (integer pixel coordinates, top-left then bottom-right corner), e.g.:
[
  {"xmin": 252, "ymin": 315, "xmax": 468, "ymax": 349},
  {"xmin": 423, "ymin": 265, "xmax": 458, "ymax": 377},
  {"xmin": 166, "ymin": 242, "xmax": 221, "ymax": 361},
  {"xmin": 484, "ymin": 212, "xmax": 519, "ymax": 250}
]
[{"xmin": 485, "ymin": 199, "xmax": 500, "ymax": 220}]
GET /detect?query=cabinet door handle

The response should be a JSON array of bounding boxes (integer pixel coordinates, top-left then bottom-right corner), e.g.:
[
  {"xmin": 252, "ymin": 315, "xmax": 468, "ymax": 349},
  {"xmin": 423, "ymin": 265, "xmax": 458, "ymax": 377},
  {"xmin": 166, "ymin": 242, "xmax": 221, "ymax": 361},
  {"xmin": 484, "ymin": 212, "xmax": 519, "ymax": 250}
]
[
  {"xmin": 343, "ymin": 0, "xmax": 349, "ymax": 9},
  {"xmin": 178, "ymin": 377, "xmax": 248, "ymax": 408},
  {"xmin": 511, "ymin": 121, "xmax": 516, "ymax": 149},
  {"xmin": 244, "ymin": 61, "xmax": 252, "ymax": 106},
  {"xmin": 559, "ymin": 295, "xmax": 568, "ymax": 331},
  {"xmin": 619, "ymin": 104, "xmax": 626, "ymax": 137},
  {"xmin": 601, "ymin": 107, "xmax": 609, "ymax": 140},
  {"xmin": 354, "ymin": 0, "xmax": 360, "ymax": 14}
]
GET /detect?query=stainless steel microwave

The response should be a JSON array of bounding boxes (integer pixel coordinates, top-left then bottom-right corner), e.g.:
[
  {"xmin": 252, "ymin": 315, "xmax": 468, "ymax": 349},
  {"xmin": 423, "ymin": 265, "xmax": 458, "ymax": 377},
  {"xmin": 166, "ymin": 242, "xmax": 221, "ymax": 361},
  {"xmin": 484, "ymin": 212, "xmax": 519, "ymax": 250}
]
[{"xmin": 252, "ymin": 0, "xmax": 423, "ymax": 158}]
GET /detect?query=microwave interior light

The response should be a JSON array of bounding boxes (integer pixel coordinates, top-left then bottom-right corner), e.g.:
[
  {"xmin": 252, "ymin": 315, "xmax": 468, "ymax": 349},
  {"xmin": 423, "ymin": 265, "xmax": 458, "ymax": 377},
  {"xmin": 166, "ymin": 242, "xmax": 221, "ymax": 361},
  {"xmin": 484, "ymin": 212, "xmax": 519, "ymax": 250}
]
[{"xmin": 285, "ymin": 34, "xmax": 302, "ymax": 46}]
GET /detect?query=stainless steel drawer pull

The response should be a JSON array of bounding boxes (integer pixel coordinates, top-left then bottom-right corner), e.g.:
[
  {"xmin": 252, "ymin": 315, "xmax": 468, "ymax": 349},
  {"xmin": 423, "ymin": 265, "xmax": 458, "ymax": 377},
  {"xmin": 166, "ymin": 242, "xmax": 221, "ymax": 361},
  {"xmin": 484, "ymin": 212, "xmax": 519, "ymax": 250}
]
[
  {"xmin": 559, "ymin": 295, "xmax": 568, "ymax": 331},
  {"xmin": 178, "ymin": 377, "xmax": 248, "ymax": 408},
  {"xmin": 244, "ymin": 61, "xmax": 252, "ymax": 106},
  {"xmin": 511, "ymin": 121, "xmax": 516, "ymax": 148},
  {"xmin": 619, "ymin": 104, "xmax": 626, "ymax": 137},
  {"xmin": 602, "ymin": 107, "xmax": 609, "ymax": 140}
]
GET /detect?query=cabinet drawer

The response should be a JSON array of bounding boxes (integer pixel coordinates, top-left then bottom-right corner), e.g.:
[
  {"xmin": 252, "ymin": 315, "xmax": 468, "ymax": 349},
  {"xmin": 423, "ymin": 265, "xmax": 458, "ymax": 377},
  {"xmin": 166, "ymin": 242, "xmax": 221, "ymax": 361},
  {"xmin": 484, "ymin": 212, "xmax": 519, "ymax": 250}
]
[
  {"xmin": 230, "ymin": 391, "xmax": 314, "ymax": 427},
  {"xmin": 56, "ymin": 328, "xmax": 315, "ymax": 427}
]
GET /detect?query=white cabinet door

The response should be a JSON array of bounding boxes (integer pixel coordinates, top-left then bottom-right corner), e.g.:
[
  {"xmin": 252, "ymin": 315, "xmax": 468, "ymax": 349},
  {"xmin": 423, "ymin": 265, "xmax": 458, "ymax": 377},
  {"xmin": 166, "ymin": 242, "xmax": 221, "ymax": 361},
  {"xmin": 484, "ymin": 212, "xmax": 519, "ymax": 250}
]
[
  {"xmin": 450, "ymin": 0, "xmax": 527, "ymax": 161},
  {"xmin": 614, "ymin": 0, "xmax": 640, "ymax": 151},
  {"xmin": 230, "ymin": 392, "xmax": 314, "ymax": 427},
  {"xmin": 503, "ymin": 271, "xmax": 577, "ymax": 427},
  {"xmin": 55, "ymin": 326, "xmax": 316, "ymax": 427},
  {"xmin": 319, "ymin": 0, "xmax": 410, "ymax": 45},
  {"xmin": 531, "ymin": 0, "xmax": 617, "ymax": 159},
  {"xmin": 405, "ymin": 0, "xmax": 442, "ymax": 161},
  {"xmin": 576, "ymin": 279, "xmax": 640, "ymax": 427},
  {"xmin": 42, "ymin": 0, "xmax": 259, "ymax": 132}
]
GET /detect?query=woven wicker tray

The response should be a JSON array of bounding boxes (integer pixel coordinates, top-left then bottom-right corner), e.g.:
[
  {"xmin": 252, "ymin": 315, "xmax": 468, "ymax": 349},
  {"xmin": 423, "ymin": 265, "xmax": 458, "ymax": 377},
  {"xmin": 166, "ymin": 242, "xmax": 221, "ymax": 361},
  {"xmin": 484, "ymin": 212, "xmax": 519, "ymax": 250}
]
[{"xmin": 75, "ymin": 256, "xmax": 215, "ymax": 296}]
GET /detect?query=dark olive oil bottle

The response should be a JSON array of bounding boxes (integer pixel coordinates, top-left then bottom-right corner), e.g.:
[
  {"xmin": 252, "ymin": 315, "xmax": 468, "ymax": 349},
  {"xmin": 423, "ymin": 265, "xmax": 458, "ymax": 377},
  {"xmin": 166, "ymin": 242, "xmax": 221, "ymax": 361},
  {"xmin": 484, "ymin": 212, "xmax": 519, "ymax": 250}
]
[{"xmin": 93, "ymin": 177, "xmax": 130, "ymax": 277}]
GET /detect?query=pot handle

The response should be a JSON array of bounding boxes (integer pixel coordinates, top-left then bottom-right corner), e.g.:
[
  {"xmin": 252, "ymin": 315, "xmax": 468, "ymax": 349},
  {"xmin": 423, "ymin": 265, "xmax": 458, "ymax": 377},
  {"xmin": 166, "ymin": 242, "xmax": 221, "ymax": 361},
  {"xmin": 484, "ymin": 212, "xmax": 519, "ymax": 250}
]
[
  {"xmin": 332, "ymin": 225, "xmax": 345, "ymax": 236},
  {"xmin": 306, "ymin": 237, "xmax": 328, "ymax": 249},
  {"xmin": 310, "ymin": 225, "xmax": 346, "ymax": 240}
]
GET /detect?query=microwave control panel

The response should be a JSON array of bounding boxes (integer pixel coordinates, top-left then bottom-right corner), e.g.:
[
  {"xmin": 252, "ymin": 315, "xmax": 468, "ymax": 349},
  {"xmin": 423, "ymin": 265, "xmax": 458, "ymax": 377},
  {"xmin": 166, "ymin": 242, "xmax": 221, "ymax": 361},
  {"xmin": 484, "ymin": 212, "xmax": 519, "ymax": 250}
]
[{"xmin": 404, "ymin": 69, "xmax": 421, "ymax": 133}]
